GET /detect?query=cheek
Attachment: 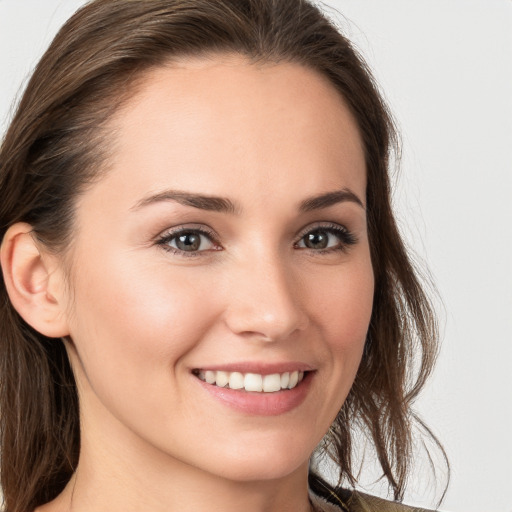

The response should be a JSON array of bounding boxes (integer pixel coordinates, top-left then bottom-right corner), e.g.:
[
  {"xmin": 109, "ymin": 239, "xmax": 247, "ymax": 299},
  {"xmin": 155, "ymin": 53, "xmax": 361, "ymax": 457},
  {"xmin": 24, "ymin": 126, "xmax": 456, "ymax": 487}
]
[
  {"xmin": 314, "ymin": 261, "xmax": 374, "ymax": 348},
  {"xmin": 307, "ymin": 255, "xmax": 374, "ymax": 398},
  {"xmin": 65, "ymin": 253, "xmax": 220, "ymax": 398},
  {"xmin": 293, "ymin": 255, "xmax": 373, "ymax": 426}
]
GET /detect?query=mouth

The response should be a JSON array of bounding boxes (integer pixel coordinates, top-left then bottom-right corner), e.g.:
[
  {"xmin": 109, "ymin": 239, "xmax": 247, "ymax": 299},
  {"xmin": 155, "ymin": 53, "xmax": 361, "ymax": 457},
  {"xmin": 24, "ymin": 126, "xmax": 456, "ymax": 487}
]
[
  {"xmin": 192, "ymin": 369, "xmax": 307, "ymax": 393},
  {"xmin": 192, "ymin": 365, "xmax": 314, "ymax": 415}
]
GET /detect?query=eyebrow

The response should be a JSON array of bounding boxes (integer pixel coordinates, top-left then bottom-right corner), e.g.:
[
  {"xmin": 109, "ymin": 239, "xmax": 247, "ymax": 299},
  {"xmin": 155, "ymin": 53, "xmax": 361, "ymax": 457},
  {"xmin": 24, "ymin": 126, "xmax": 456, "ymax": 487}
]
[
  {"xmin": 131, "ymin": 190, "xmax": 238, "ymax": 214},
  {"xmin": 131, "ymin": 187, "xmax": 364, "ymax": 214},
  {"xmin": 299, "ymin": 188, "xmax": 365, "ymax": 212}
]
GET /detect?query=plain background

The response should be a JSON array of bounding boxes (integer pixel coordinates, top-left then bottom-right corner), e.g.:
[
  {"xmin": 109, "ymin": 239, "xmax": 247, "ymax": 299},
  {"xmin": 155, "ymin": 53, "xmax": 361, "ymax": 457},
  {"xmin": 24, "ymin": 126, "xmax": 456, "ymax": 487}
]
[{"xmin": 0, "ymin": 1, "xmax": 511, "ymax": 511}]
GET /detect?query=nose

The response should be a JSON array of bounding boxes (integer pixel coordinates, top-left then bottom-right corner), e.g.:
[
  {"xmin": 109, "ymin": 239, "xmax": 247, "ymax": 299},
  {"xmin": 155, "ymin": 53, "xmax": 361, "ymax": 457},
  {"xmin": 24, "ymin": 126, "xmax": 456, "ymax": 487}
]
[{"xmin": 223, "ymin": 252, "xmax": 309, "ymax": 342}]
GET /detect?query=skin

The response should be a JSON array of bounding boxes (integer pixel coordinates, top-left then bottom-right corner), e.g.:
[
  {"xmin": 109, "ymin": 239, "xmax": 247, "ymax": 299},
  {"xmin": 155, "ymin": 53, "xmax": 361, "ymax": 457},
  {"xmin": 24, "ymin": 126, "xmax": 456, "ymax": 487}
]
[{"xmin": 32, "ymin": 56, "xmax": 374, "ymax": 512}]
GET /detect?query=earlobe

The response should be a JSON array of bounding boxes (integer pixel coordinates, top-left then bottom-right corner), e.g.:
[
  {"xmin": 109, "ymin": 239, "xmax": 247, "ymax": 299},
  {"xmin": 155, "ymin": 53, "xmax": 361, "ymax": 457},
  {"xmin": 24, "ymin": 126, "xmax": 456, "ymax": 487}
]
[{"xmin": 0, "ymin": 223, "xmax": 70, "ymax": 338}]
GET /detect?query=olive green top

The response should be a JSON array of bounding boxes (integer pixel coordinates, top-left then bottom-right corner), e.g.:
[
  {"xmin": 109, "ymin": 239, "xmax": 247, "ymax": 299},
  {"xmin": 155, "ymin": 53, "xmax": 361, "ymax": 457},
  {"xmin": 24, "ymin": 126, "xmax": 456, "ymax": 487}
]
[{"xmin": 309, "ymin": 487, "xmax": 436, "ymax": 512}]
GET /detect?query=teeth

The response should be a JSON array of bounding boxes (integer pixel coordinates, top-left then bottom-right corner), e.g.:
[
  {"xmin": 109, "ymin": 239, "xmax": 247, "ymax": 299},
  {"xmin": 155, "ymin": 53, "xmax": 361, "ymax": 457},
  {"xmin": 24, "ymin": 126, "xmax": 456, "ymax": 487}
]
[
  {"xmin": 244, "ymin": 373, "xmax": 263, "ymax": 392},
  {"xmin": 288, "ymin": 370, "xmax": 299, "ymax": 389},
  {"xmin": 229, "ymin": 372, "xmax": 244, "ymax": 390},
  {"xmin": 196, "ymin": 369, "xmax": 306, "ymax": 393},
  {"xmin": 263, "ymin": 373, "xmax": 281, "ymax": 393},
  {"xmin": 215, "ymin": 371, "xmax": 229, "ymax": 388}
]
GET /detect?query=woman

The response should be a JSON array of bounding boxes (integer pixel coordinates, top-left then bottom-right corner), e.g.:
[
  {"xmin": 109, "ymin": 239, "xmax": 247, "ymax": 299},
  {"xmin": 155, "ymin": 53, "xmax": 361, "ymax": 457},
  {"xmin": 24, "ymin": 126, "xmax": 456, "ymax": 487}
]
[{"xmin": 0, "ymin": 1, "xmax": 446, "ymax": 511}]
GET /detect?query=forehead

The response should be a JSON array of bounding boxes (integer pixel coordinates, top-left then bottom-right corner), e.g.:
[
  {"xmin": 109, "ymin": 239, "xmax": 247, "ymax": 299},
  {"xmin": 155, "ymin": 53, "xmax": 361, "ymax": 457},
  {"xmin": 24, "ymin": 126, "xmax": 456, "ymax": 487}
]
[{"xmin": 91, "ymin": 55, "xmax": 366, "ymax": 212}]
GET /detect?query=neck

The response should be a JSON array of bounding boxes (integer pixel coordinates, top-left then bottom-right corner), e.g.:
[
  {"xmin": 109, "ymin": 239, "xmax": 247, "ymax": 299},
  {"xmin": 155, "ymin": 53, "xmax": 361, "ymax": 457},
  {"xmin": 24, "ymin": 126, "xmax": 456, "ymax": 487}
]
[
  {"xmin": 40, "ymin": 403, "xmax": 313, "ymax": 512},
  {"xmin": 52, "ymin": 450, "xmax": 312, "ymax": 512}
]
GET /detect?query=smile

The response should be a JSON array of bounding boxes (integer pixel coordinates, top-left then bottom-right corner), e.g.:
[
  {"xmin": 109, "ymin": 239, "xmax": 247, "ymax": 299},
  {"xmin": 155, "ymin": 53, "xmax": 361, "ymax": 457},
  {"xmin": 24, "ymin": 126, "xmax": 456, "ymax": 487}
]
[{"xmin": 193, "ymin": 369, "xmax": 306, "ymax": 393}]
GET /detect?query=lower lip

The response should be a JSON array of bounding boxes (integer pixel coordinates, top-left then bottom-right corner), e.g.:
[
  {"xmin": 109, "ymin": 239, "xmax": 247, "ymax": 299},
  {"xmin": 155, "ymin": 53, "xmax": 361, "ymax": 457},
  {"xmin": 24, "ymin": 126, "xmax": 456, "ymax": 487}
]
[{"xmin": 194, "ymin": 372, "xmax": 314, "ymax": 416}]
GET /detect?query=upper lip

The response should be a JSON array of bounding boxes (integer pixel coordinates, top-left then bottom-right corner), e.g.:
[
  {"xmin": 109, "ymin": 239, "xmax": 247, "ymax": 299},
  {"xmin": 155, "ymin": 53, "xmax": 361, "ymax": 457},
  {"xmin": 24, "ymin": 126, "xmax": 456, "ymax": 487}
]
[{"xmin": 191, "ymin": 361, "xmax": 315, "ymax": 375}]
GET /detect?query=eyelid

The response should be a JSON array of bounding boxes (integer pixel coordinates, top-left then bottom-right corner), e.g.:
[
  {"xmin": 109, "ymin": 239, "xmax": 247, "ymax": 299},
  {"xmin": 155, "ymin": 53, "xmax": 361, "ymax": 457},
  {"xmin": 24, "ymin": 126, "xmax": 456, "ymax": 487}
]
[
  {"xmin": 295, "ymin": 221, "xmax": 350, "ymax": 239},
  {"xmin": 155, "ymin": 224, "xmax": 221, "ymax": 256},
  {"xmin": 153, "ymin": 221, "xmax": 357, "ymax": 257},
  {"xmin": 294, "ymin": 222, "xmax": 358, "ymax": 251}
]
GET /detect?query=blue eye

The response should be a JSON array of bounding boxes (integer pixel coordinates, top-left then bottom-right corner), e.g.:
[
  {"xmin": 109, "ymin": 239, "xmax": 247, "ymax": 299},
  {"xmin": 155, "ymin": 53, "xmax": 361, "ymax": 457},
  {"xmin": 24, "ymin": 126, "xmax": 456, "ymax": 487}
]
[
  {"xmin": 296, "ymin": 225, "xmax": 357, "ymax": 252},
  {"xmin": 157, "ymin": 228, "xmax": 218, "ymax": 254}
]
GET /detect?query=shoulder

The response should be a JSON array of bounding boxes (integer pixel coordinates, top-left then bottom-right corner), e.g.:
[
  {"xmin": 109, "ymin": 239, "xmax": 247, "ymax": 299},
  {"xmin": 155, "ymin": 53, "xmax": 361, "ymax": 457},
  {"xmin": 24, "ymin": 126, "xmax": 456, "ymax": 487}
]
[
  {"xmin": 310, "ymin": 487, "xmax": 437, "ymax": 512},
  {"xmin": 349, "ymin": 491, "xmax": 436, "ymax": 512}
]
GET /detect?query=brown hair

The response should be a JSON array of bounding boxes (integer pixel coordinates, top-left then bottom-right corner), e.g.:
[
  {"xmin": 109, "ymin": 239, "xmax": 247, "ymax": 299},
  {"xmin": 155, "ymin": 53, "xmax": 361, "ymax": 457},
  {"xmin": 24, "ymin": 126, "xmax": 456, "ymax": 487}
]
[{"xmin": 0, "ymin": 1, "xmax": 446, "ymax": 510}]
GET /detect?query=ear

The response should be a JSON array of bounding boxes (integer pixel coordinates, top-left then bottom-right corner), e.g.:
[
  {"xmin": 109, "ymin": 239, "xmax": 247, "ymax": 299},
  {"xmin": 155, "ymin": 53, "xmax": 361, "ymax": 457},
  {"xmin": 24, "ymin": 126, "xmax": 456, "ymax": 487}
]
[{"xmin": 0, "ymin": 223, "xmax": 70, "ymax": 338}]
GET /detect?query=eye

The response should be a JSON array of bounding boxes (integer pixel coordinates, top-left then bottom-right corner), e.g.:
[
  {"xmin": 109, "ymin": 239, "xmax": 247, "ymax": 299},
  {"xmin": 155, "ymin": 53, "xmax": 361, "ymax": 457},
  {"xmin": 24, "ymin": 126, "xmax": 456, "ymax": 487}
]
[
  {"xmin": 156, "ymin": 227, "xmax": 220, "ymax": 255},
  {"xmin": 295, "ymin": 224, "xmax": 357, "ymax": 252}
]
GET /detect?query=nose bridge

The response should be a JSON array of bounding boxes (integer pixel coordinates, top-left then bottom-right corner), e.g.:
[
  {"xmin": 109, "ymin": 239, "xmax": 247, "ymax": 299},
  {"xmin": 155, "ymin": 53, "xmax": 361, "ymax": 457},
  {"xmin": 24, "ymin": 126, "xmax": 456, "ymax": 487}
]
[{"xmin": 224, "ymin": 246, "xmax": 308, "ymax": 341}]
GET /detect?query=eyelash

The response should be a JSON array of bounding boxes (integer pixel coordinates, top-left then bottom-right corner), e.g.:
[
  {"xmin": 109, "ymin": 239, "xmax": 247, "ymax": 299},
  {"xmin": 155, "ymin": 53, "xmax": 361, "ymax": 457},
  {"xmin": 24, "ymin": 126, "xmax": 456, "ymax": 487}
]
[
  {"xmin": 155, "ymin": 223, "xmax": 358, "ymax": 258},
  {"xmin": 294, "ymin": 223, "xmax": 358, "ymax": 254},
  {"xmin": 156, "ymin": 226, "xmax": 220, "ymax": 258}
]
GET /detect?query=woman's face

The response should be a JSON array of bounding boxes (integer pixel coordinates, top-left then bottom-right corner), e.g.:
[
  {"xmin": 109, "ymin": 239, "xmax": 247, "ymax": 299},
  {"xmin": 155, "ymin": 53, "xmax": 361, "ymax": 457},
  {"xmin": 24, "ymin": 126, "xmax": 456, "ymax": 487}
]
[{"xmin": 61, "ymin": 56, "xmax": 374, "ymax": 482}]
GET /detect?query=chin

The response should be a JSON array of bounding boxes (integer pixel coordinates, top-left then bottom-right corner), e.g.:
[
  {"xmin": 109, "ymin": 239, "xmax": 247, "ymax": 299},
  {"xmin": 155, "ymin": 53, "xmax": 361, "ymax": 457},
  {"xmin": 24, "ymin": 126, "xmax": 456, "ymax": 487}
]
[
  {"xmin": 193, "ymin": 435, "xmax": 314, "ymax": 483},
  {"xmin": 216, "ymin": 456, "xmax": 309, "ymax": 483}
]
